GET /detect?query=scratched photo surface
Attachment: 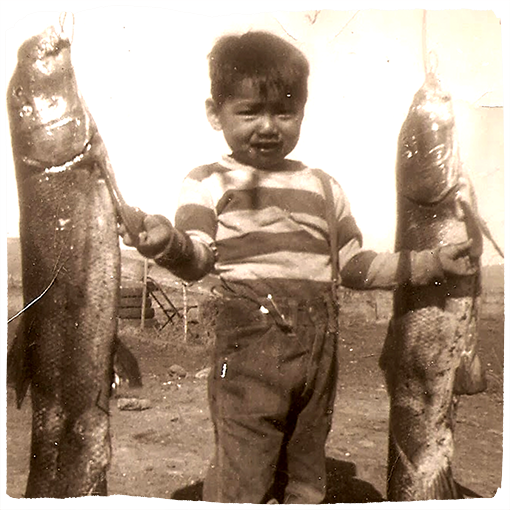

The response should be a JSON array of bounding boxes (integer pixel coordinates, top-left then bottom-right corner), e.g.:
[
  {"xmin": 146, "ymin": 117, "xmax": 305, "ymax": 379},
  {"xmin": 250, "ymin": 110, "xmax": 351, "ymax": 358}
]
[{"xmin": 2, "ymin": 3, "xmax": 506, "ymax": 510}]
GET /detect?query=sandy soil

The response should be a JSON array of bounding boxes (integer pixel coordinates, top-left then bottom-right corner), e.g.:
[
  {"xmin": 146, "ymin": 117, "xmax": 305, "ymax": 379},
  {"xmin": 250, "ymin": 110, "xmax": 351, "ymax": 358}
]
[{"xmin": 5, "ymin": 282, "xmax": 504, "ymax": 505}]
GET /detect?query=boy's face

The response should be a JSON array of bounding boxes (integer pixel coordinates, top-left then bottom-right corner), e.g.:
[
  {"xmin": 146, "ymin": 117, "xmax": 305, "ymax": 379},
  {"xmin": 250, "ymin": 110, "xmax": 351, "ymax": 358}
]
[{"xmin": 206, "ymin": 79, "xmax": 305, "ymax": 170}]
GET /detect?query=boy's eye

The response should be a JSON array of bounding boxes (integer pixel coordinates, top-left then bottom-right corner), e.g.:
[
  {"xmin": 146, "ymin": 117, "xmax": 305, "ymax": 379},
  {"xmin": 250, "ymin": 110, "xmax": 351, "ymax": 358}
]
[
  {"xmin": 276, "ymin": 110, "xmax": 295, "ymax": 118},
  {"xmin": 274, "ymin": 104, "xmax": 299, "ymax": 117},
  {"xmin": 235, "ymin": 105, "xmax": 261, "ymax": 116}
]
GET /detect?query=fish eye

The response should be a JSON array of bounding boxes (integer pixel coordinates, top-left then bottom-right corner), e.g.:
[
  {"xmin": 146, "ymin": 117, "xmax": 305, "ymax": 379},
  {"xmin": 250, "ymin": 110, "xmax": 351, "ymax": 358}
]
[
  {"xmin": 13, "ymin": 86, "xmax": 23, "ymax": 98},
  {"xmin": 20, "ymin": 104, "xmax": 33, "ymax": 117}
]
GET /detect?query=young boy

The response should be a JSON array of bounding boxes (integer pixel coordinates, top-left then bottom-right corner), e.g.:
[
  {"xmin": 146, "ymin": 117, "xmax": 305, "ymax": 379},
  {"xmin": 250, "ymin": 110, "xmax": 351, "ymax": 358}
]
[{"xmin": 120, "ymin": 31, "xmax": 473, "ymax": 504}]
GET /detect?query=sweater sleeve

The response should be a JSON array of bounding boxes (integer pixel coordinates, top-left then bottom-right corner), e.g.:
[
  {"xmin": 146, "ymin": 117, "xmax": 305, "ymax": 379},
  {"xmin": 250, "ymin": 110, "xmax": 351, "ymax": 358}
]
[
  {"xmin": 154, "ymin": 166, "xmax": 218, "ymax": 282},
  {"xmin": 338, "ymin": 238, "xmax": 444, "ymax": 290},
  {"xmin": 328, "ymin": 177, "xmax": 444, "ymax": 290},
  {"xmin": 153, "ymin": 229, "xmax": 215, "ymax": 282}
]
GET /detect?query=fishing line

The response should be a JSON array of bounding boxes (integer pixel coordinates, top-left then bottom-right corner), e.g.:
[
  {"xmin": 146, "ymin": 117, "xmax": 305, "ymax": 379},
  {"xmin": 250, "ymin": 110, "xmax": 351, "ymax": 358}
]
[
  {"xmin": 274, "ymin": 17, "xmax": 298, "ymax": 41},
  {"xmin": 7, "ymin": 243, "xmax": 67, "ymax": 324},
  {"xmin": 421, "ymin": 10, "xmax": 438, "ymax": 79},
  {"xmin": 421, "ymin": 9, "xmax": 428, "ymax": 75},
  {"xmin": 7, "ymin": 267, "xmax": 61, "ymax": 324},
  {"xmin": 332, "ymin": 10, "xmax": 360, "ymax": 40},
  {"xmin": 59, "ymin": 11, "xmax": 75, "ymax": 45}
]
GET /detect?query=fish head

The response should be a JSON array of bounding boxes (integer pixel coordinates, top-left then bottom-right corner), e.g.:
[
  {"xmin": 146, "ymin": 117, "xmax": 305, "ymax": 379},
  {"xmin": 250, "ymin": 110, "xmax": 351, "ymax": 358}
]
[
  {"xmin": 7, "ymin": 25, "xmax": 92, "ymax": 171},
  {"xmin": 397, "ymin": 75, "xmax": 459, "ymax": 204}
]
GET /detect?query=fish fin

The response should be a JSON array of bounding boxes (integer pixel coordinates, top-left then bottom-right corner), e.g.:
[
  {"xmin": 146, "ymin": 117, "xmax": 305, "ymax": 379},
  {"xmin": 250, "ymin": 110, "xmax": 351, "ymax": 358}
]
[
  {"xmin": 454, "ymin": 351, "xmax": 487, "ymax": 395},
  {"xmin": 113, "ymin": 336, "xmax": 143, "ymax": 388},
  {"xmin": 457, "ymin": 176, "xmax": 504, "ymax": 259},
  {"xmin": 452, "ymin": 272, "xmax": 487, "ymax": 396},
  {"xmin": 379, "ymin": 319, "xmax": 398, "ymax": 394},
  {"xmin": 456, "ymin": 200, "xmax": 483, "ymax": 260},
  {"xmin": 7, "ymin": 316, "xmax": 34, "ymax": 408},
  {"xmin": 476, "ymin": 214, "xmax": 504, "ymax": 259}
]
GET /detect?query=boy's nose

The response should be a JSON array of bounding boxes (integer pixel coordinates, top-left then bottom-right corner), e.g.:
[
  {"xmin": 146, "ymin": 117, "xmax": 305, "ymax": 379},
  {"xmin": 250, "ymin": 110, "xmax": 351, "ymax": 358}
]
[{"xmin": 258, "ymin": 114, "xmax": 278, "ymax": 134}]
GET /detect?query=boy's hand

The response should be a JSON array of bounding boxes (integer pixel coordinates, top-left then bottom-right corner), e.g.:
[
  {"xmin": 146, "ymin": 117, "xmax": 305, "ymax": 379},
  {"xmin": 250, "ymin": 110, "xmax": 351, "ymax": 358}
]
[
  {"xmin": 119, "ymin": 209, "xmax": 174, "ymax": 259},
  {"xmin": 436, "ymin": 239, "xmax": 477, "ymax": 276},
  {"xmin": 117, "ymin": 205, "xmax": 147, "ymax": 246}
]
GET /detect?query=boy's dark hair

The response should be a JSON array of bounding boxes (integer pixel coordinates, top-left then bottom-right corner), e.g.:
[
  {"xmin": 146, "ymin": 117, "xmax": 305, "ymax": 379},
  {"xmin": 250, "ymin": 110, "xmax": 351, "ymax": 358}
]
[{"xmin": 208, "ymin": 31, "xmax": 310, "ymax": 106}]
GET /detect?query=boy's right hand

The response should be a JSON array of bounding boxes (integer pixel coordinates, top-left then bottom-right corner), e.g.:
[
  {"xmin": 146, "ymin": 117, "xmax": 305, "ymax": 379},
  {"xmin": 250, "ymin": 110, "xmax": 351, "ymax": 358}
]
[{"xmin": 119, "ymin": 208, "xmax": 175, "ymax": 259}]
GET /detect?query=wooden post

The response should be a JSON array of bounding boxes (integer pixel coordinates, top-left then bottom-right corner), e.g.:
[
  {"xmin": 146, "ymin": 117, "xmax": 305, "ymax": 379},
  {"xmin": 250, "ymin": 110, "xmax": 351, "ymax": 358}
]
[
  {"xmin": 140, "ymin": 257, "xmax": 149, "ymax": 329},
  {"xmin": 182, "ymin": 281, "xmax": 188, "ymax": 343}
]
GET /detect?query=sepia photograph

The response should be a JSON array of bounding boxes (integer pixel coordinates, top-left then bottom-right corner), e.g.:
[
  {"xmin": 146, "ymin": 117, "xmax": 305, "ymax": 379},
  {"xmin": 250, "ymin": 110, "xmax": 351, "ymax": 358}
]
[{"xmin": 2, "ymin": 1, "xmax": 506, "ymax": 509}]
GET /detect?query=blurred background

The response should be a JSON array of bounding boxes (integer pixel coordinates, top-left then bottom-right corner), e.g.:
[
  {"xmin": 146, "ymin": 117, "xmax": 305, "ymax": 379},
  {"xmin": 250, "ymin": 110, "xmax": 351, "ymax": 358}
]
[{"xmin": 1, "ymin": 1, "xmax": 505, "ymax": 266}]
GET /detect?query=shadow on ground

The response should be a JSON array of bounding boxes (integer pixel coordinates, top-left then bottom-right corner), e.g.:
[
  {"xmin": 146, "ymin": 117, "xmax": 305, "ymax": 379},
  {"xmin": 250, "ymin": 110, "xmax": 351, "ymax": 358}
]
[
  {"xmin": 323, "ymin": 457, "xmax": 384, "ymax": 503},
  {"xmin": 171, "ymin": 456, "xmax": 383, "ymax": 503}
]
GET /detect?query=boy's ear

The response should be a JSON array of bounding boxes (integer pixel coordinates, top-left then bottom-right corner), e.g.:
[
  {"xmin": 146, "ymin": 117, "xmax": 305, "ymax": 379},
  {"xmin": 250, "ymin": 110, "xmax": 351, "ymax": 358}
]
[{"xmin": 205, "ymin": 98, "xmax": 223, "ymax": 131}]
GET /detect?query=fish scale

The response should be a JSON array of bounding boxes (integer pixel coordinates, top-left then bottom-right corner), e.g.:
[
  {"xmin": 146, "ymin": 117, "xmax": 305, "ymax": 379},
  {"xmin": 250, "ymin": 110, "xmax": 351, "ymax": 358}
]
[{"xmin": 7, "ymin": 25, "xmax": 121, "ymax": 497}]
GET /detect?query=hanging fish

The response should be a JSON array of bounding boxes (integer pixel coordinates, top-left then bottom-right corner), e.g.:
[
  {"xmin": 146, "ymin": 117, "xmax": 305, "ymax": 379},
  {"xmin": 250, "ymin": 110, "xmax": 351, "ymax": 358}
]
[
  {"xmin": 379, "ymin": 64, "xmax": 496, "ymax": 500},
  {"xmin": 6, "ymin": 21, "xmax": 129, "ymax": 497}
]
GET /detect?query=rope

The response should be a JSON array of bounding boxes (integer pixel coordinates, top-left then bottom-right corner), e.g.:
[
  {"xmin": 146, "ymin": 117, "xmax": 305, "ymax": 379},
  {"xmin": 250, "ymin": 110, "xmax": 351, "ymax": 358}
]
[
  {"xmin": 59, "ymin": 11, "xmax": 75, "ymax": 44},
  {"xmin": 422, "ymin": 10, "xmax": 439, "ymax": 81}
]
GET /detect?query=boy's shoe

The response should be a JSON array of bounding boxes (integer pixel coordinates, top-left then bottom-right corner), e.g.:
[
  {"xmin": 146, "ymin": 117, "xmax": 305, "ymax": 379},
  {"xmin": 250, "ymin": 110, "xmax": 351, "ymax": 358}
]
[{"xmin": 266, "ymin": 498, "xmax": 279, "ymax": 504}]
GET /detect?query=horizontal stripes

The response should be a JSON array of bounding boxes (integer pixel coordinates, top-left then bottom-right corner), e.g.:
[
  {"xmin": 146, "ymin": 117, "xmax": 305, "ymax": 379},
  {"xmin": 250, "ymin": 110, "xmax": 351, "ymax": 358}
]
[
  {"xmin": 218, "ymin": 208, "xmax": 328, "ymax": 242},
  {"xmin": 175, "ymin": 203, "xmax": 217, "ymax": 240},
  {"xmin": 187, "ymin": 230, "xmax": 215, "ymax": 247},
  {"xmin": 215, "ymin": 251, "xmax": 331, "ymax": 282},
  {"xmin": 178, "ymin": 170, "xmax": 218, "ymax": 206},
  {"xmin": 217, "ymin": 230, "xmax": 329, "ymax": 262},
  {"xmin": 180, "ymin": 160, "xmax": 326, "ymax": 205},
  {"xmin": 336, "ymin": 216, "xmax": 363, "ymax": 250},
  {"xmin": 174, "ymin": 155, "xmax": 371, "ymax": 293},
  {"xmin": 172, "ymin": 156, "xmax": 436, "ymax": 292},
  {"xmin": 215, "ymin": 186, "xmax": 325, "ymax": 217},
  {"xmin": 340, "ymin": 250, "xmax": 378, "ymax": 289},
  {"xmin": 186, "ymin": 162, "xmax": 231, "ymax": 182}
]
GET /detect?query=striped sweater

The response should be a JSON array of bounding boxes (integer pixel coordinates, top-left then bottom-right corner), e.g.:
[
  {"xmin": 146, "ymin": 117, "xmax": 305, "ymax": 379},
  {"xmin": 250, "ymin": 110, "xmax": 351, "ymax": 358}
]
[{"xmin": 167, "ymin": 155, "xmax": 442, "ymax": 299}]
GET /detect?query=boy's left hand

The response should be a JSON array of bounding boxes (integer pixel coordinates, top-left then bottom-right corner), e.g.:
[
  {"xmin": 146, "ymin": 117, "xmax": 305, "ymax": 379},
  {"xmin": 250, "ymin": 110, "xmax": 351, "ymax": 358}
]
[{"xmin": 436, "ymin": 239, "xmax": 477, "ymax": 276}]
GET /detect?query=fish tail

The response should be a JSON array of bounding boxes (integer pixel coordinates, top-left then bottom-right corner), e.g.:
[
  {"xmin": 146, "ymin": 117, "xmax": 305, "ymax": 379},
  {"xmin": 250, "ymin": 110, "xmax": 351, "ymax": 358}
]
[
  {"xmin": 430, "ymin": 466, "xmax": 463, "ymax": 499},
  {"xmin": 430, "ymin": 465, "xmax": 461, "ymax": 500},
  {"xmin": 387, "ymin": 432, "xmax": 461, "ymax": 500}
]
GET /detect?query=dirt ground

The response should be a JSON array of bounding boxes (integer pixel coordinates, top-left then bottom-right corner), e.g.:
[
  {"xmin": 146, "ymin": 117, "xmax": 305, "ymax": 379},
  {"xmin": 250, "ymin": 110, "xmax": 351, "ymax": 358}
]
[{"xmin": 5, "ymin": 283, "xmax": 504, "ymax": 505}]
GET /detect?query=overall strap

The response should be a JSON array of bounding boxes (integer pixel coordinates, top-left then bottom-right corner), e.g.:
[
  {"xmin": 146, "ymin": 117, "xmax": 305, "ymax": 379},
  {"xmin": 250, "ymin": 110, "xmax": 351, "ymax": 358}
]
[
  {"xmin": 314, "ymin": 170, "xmax": 339, "ymax": 285},
  {"xmin": 313, "ymin": 169, "xmax": 340, "ymax": 334}
]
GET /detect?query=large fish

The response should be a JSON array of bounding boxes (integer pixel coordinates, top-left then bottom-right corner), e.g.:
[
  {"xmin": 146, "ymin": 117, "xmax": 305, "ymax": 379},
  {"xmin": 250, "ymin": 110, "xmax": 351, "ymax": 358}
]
[
  {"xmin": 379, "ymin": 71, "xmax": 488, "ymax": 501},
  {"xmin": 7, "ymin": 24, "xmax": 121, "ymax": 497}
]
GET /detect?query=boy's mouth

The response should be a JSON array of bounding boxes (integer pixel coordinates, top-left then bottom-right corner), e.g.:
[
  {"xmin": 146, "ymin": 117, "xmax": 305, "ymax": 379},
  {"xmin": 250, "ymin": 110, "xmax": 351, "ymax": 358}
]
[{"xmin": 251, "ymin": 141, "xmax": 281, "ymax": 154}]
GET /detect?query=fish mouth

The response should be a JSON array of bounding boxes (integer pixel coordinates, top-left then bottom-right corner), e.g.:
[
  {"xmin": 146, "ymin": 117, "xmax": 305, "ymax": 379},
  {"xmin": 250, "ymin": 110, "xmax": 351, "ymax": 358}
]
[
  {"xmin": 15, "ymin": 114, "xmax": 90, "ymax": 168},
  {"xmin": 41, "ymin": 115, "xmax": 75, "ymax": 131},
  {"xmin": 400, "ymin": 181, "xmax": 459, "ymax": 207},
  {"xmin": 397, "ymin": 144, "xmax": 459, "ymax": 205},
  {"xmin": 21, "ymin": 139, "xmax": 92, "ymax": 173},
  {"xmin": 41, "ymin": 115, "xmax": 76, "ymax": 131}
]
